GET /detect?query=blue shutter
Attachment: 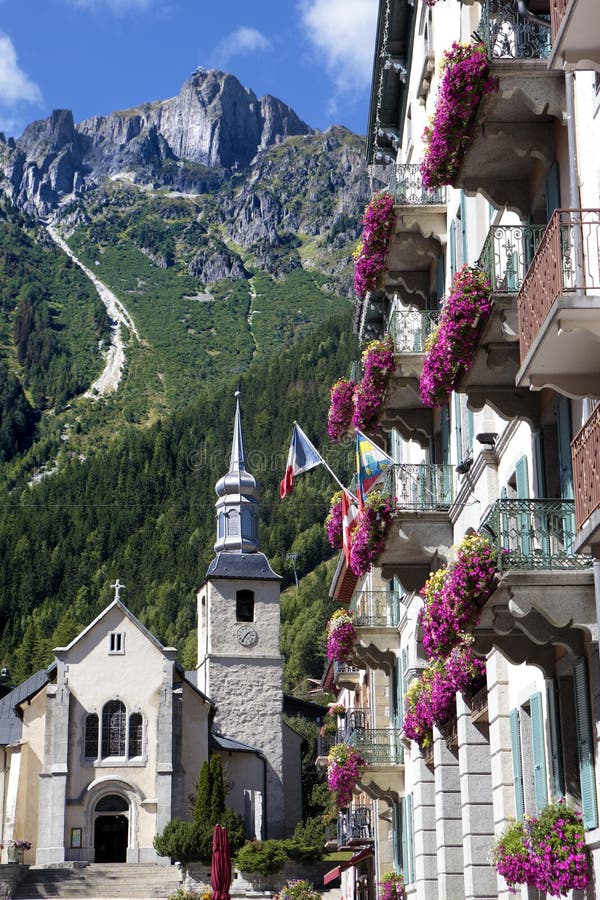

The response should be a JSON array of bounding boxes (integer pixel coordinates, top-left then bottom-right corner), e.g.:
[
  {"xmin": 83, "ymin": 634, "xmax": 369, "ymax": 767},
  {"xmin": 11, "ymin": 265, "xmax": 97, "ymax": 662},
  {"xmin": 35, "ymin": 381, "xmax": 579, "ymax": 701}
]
[
  {"xmin": 574, "ymin": 657, "xmax": 598, "ymax": 829},
  {"xmin": 530, "ymin": 692, "xmax": 548, "ymax": 812},
  {"xmin": 510, "ymin": 708, "xmax": 525, "ymax": 820},
  {"xmin": 398, "ymin": 648, "xmax": 408, "ymax": 727},
  {"xmin": 454, "ymin": 394, "xmax": 463, "ymax": 462},
  {"xmin": 436, "ymin": 256, "xmax": 445, "ymax": 308},
  {"xmin": 406, "ymin": 793, "xmax": 414, "ymax": 884},
  {"xmin": 449, "ymin": 220, "xmax": 457, "ymax": 277},
  {"xmin": 545, "ymin": 162, "xmax": 560, "ymax": 221},
  {"xmin": 546, "ymin": 678, "xmax": 565, "ymax": 799},
  {"xmin": 515, "ymin": 456, "xmax": 531, "ymax": 559},
  {"xmin": 398, "ymin": 800, "xmax": 406, "ymax": 877},
  {"xmin": 556, "ymin": 396, "xmax": 574, "ymax": 501},
  {"xmin": 460, "ymin": 193, "xmax": 468, "ymax": 266}
]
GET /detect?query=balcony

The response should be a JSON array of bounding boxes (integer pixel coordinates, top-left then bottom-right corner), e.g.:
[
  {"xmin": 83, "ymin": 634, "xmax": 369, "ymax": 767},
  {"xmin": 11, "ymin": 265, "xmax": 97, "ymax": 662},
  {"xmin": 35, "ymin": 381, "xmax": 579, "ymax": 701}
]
[
  {"xmin": 373, "ymin": 464, "xmax": 455, "ymax": 590},
  {"xmin": 453, "ymin": 0, "xmax": 564, "ymax": 212},
  {"xmin": 351, "ymin": 590, "xmax": 400, "ymax": 669},
  {"xmin": 382, "ymin": 166, "xmax": 445, "ymax": 303},
  {"xmin": 317, "ymin": 730, "xmax": 340, "ymax": 765},
  {"xmin": 549, "ymin": 0, "xmax": 600, "ymax": 69},
  {"xmin": 378, "ymin": 307, "xmax": 440, "ymax": 447},
  {"xmin": 517, "ymin": 209, "xmax": 600, "ymax": 398},
  {"xmin": 348, "ymin": 727, "xmax": 404, "ymax": 766},
  {"xmin": 337, "ymin": 805, "xmax": 374, "ymax": 847},
  {"xmin": 333, "ymin": 659, "xmax": 361, "ymax": 690},
  {"xmin": 572, "ymin": 403, "xmax": 600, "ymax": 553},
  {"xmin": 458, "ymin": 223, "xmax": 546, "ymax": 420},
  {"xmin": 474, "ymin": 498, "xmax": 595, "ymax": 670}
]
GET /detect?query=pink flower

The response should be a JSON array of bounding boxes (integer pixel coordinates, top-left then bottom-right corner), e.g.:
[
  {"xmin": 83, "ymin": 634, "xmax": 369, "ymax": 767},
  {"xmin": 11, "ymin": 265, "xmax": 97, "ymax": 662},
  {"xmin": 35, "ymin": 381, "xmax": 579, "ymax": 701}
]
[
  {"xmin": 349, "ymin": 492, "xmax": 395, "ymax": 576},
  {"xmin": 352, "ymin": 338, "xmax": 395, "ymax": 433},
  {"xmin": 354, "ymin": 193, "xmax": 397, "ymax": 299},
  {"xmin": 328, "ymin": 379, "xmax": 357, "ymax": 443},
  {"xmin": 327, "ymin": 744, "xmax": 366, "ymax": 808}
]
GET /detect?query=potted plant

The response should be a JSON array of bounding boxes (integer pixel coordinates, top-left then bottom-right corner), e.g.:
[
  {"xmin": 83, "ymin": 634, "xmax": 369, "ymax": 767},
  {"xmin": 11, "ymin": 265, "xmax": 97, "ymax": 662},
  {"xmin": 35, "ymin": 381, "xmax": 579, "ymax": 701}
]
[{"xmin": 326, "ymin": 744, "xmax": 366, "ymax": 808}]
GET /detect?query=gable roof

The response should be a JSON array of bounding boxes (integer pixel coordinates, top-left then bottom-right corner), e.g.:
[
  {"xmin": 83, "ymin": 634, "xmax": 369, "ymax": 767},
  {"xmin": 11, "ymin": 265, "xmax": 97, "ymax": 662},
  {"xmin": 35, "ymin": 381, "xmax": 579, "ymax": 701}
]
[
  {"xmin": 0, "ymin": 667, "xmax": 53, "ymax": 746},
  {"xmin": 54, "ymin": 598, "xmax": 176, "ymax": 656}
]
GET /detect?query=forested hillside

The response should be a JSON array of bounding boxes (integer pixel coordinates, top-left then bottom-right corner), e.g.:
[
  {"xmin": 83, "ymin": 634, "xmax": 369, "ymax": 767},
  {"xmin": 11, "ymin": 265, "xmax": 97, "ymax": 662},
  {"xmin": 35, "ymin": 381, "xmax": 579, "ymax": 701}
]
[{"xmin": 0, "ymin": 313, "xmax": 358, "ymax": 687}]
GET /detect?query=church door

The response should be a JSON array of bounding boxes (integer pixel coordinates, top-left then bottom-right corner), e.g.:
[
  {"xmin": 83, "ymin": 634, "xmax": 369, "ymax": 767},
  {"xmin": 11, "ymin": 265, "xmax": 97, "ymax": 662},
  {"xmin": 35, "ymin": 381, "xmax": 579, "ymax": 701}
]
[{"xmin": 94, "ymin": 794, "xmax": 129, "ymax": 862}]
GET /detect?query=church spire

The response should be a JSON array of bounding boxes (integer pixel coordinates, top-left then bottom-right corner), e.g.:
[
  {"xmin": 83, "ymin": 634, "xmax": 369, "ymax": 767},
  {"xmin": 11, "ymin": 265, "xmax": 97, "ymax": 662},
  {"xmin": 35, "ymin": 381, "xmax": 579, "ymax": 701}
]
[{"xmin": 214, "ymin": 391, "xmax": 260, "ymax": 554}]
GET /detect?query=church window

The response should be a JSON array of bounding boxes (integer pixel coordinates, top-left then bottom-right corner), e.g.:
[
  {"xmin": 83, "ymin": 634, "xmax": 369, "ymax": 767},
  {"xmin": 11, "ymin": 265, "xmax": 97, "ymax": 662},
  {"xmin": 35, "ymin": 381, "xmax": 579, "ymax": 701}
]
[
  {"xmin": 236, "ymin": 590, "xmax": 254, "ymax": 622},
  {"xmin": 84, "ymin": 713, "xmax": 99, "ymax": 758},
  {"xmin": 128, "ymin": 712, "xmax": 143, "ymax": 758},
  {"xmin": 108, "ymin": 632, "xmax": 125, "ymax": 654},
  {"xmin": 101, "ymin": 700, "xmax": 126, "ymax": 757}
]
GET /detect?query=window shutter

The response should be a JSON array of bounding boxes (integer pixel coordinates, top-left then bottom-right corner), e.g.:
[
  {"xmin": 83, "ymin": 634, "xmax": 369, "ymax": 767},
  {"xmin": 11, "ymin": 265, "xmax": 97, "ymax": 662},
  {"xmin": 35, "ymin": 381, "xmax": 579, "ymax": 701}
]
[
  {"xmin": 510, "ymin": 708, "xmax": 525, "ymax": 820},
  {"xmin": 546, "ymin": 679, "xmax": 565, "ymax": 799},
  {"xmin": 530, "ymin": 692, "xmax": 548, "ymax": 811},
  {"xmin": 406, "ymin": 793, "xmax": 415, "ymax": 884},
  {"xmin": 397, "ymin": 800, "xmax": 406, "ymax": 877},
  {"xmin": 460, "ymin": 193, "xmax": 468, "ymax": 265},
  {"xmin": 449, "ymin": 220, "xmax": 457, "ymax": 276},
  {"xmin": 574, "ymin": 657, "xmax": 598, "ymax": 829}
]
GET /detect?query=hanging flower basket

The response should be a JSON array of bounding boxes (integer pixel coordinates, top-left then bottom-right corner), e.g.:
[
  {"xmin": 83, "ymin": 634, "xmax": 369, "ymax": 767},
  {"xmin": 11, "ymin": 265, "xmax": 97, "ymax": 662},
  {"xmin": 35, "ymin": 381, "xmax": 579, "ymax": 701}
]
[
  {"xmin": 328, "ymin": 379, "xmax": 357, "ymax": 443},
  {"xmin": 492, "ymin": 801, "xmax": 589, "ymax": 896},
  {"xmin": 326, "ymin": 492, "xmax": 344, "ymax": 549},
  {"xmin": 352, "ymin": 338, "xmax": 395, "ymax": 433},
  {"xmin": 327, "ymin": 743, "xmax": 366, "ymax": 808},
  {"xmin": 419, "ymin": 265, "xmax": 492, "ymax": 408},
  {"xmin": 420, "ymin": 41, "xmax": 496, "ymax": 190},
  {"xmin": 354, "ymin": 193, "xmax": 397, "ymax": 300},
  {"xmin": 378, "ymin": 872, "xmax": 406, "ymax": 900},
  {"xmin": 326, "ymin": 610, "xmax": 357, "ymax": 663},
  {"xmin": 349, "ymin": 491, "xmax": 395, "ymax": 576}
]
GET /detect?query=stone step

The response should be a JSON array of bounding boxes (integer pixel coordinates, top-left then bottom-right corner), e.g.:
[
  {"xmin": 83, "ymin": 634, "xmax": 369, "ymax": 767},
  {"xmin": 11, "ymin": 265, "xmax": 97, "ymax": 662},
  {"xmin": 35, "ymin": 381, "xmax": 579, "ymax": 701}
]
[{"xmin": 12, "ymin": 863, "xmax": 181, "ymax": 900}]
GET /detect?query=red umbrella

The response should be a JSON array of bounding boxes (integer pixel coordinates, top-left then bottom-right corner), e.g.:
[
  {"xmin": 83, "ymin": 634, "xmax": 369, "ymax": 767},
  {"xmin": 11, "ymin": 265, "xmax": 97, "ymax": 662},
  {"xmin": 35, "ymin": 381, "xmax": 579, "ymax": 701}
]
[{"xmin": 211, "ymin": 824, "xmax": 231, "ymax": 900}]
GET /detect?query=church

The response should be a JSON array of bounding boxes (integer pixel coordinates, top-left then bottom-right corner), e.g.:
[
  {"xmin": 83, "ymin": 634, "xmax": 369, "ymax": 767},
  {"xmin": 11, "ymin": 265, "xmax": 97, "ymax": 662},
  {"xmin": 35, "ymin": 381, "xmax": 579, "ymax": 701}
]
[{"xmin": 0, "ymin": 394, "xmax": 303, "ymax": 865}]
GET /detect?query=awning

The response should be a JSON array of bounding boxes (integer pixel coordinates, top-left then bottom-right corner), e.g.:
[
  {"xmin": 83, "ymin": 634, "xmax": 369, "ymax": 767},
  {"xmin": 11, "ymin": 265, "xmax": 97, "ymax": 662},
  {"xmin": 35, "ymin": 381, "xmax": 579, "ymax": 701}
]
[{"xmin": 323, "ymin": 847, "xmax": 374, "ymax": 885}]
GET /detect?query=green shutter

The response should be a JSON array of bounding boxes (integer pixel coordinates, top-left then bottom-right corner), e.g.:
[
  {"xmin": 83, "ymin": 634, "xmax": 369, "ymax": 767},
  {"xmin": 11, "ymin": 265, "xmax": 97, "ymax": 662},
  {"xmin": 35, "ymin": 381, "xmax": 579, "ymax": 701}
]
[
  {"xmin": 449, "ymin": 220, "xmax": 457, "ymax": 276},
  {"xmin": 546, "ymin": 678, "xmax": 565, "ymax": 799},
  {"xmin": 406, "ymin": 793, "xmax": 414, "ymax": 884},
  {"xmin": 574, "ymin": 658, "xmax": 598, "ymax": 829},
  {"xmin": 398, "ymin": 799, "xmax": 407, "ymax": 878},
  {"xmin": 530, "ymin": 692, "xmax": 548, "ymax": 812},
  {"xmin": 556, "ymin": 396, "xmax": 574, "ymax": 501},
  {"xmin": 460, "ymin": 193, "xmax": 468, "ymax": 265},
  {"xmin": 510, "ymin": 708, "xmax": 525, "ymax": 820}
]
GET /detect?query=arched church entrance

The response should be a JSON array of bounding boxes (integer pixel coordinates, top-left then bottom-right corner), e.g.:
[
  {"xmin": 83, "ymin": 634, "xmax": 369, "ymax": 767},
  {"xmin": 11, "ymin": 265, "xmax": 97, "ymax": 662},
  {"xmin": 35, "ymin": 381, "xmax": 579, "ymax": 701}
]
[{"xmin": 94, "ymin": 794, "xmax": 129, "ymax": 863}]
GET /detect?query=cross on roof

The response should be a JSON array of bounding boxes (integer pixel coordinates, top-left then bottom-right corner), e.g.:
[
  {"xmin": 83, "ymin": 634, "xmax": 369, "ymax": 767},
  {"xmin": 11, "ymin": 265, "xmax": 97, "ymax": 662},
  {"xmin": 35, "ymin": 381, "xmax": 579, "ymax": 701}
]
[{"xmin": 110, "ymin": 579, "xmax": 125, "ymax": 601}]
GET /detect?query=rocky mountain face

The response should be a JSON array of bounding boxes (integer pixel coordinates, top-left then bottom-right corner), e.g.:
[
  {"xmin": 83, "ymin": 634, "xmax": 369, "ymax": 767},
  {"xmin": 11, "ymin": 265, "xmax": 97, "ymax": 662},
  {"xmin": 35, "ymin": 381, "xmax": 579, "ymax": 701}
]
[{"xmin": 0, "ymin": 69, "xmax": 313, "ymax": 216}]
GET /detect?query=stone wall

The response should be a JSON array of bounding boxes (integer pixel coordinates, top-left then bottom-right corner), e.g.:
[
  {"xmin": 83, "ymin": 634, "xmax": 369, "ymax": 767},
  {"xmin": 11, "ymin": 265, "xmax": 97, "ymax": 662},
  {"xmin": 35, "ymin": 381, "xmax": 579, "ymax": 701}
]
[{"xmin": 184, "ymin": 862, "xmax": 335, "ymax": 896}]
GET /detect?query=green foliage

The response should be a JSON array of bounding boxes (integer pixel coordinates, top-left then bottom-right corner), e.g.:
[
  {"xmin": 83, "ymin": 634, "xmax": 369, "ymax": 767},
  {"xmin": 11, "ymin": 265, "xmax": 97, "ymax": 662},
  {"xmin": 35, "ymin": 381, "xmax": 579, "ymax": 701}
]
[
  {"xmin": 183, "ymin": 756, "xmax": 246, "ymax": 863},
  {"xmin": 168, "ymin": 890, "xmax": 204, "ymax": 900},
  {"xmin": 277, "ymin": 880, "xmax": 321, "ymax": 900},
  {"xmin": 291, "ymin": 816, "xmax": 326, "ymax": 851},
  {"xmin": 153, "ymin": 818, "xmax": 204, "ymax": 864},
  {"xmin": 235, "ymin": 840, "xmax": 289, "ymax": 875},
  {"xmin": 0, "ymin": 361, "xmax": 36, "ymax": 462},
  {"xmin": 193, "ymin": 761, "xmax": 212, "ymax": 825},
  {"xmin": 209, "ymin": 755, "xmax": 226, "ymax": 825},
  {"xmin": 284, "ymin": 717, "xmax": 328, "ymax": 822}
]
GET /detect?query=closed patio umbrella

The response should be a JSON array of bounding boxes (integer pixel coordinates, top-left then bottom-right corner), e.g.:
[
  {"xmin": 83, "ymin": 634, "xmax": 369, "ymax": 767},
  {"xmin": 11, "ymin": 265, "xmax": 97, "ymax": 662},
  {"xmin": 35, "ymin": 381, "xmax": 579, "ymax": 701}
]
[{"xmin": 211, "ymin": 824, "xmax": 232, "ymax": 900}]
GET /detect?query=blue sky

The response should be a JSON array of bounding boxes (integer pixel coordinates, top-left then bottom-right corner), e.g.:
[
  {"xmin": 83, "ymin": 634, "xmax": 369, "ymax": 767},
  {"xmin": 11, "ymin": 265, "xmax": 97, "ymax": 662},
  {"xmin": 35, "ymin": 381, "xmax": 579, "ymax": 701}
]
[{"xmin": 0, "ymin": 0, "xmax": 377, "ymax": 139}]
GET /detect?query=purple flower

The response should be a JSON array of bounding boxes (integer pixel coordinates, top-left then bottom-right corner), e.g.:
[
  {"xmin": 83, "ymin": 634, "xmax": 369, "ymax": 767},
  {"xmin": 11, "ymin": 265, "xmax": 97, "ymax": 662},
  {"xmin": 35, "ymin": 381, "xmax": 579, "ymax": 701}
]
[
  {"xmin": 326, "ymin": 493, "xmax": 344, "ymax": 549},
  {"xmin": 328, "ymin": 379, "xmax": 357, "ymax": 443},
  {"xmin": 354, "ymin": 193, "xmax": 397, "ymax": 299},
  {"xmin": 327, "ymin": 744, "xmax": 366, "ymax": 808},
  {"xmin": 349, "ymin": 492, "xmax": 395, "ymax": 576}
]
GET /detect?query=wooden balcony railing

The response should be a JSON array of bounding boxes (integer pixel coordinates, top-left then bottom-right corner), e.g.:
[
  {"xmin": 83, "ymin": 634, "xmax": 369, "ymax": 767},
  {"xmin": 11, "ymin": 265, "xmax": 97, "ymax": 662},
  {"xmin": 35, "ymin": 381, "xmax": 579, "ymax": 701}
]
[
  {"xmin": 476, "ymin": 224, "xmax": 546, "ymax": 294},
  {"xmin": 550, "ymin": 0, "xmax": 569, "ymax": 39},
  {"xmin": 572, "ymin": 403, "xmax": 600, "ymax": 531},
  {"xmin": 480, "ymin": 498, "xmax": 591, "ymax": 570},
  {"xmin": 518, "ymin": 209, "xmax": 600, "ymax": 361}
]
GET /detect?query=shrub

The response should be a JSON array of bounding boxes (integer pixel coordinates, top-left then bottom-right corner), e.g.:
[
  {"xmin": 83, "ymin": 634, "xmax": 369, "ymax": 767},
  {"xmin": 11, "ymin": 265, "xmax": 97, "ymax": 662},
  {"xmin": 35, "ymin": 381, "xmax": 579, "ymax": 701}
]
[
  {"xmin": 153, "ymin": 819, "xmax": 205, "ymax": 865},
  {"xmin": 235, "ymin": 840, "xmax": 289, "ymax": 875}
]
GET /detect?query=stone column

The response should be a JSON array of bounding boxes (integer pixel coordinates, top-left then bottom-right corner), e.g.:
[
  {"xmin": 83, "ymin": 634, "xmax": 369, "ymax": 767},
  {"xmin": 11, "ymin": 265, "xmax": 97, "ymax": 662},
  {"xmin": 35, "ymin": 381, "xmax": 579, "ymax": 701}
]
[
  {"xmin": 487, "ymin": 650, "xmax": 523, "ymax": 900},
  {"xmin": 433, "ymin": 725, "xmax": 464, "ymax": 900},
  {"xmin": 411, "ymin": 752, "xmax": 437, "ymax": 900},
  {"xmin": 36, "ymin": 677, "xmax": 70, "ymax": 865},
  {"xmin": 457, "ymin": 693, "xmax": 496, "ymax": 900},
  {"xmin": 156, "ymin": 654, "xmax": 176, "ymax": 840}
]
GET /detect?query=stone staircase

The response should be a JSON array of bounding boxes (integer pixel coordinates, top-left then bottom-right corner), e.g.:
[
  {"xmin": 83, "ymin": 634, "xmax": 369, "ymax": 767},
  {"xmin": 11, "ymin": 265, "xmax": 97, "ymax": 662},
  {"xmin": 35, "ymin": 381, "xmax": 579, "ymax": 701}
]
[{"xmin": 11, "ymin": 863, "xmax": 182, "ymax": 899}]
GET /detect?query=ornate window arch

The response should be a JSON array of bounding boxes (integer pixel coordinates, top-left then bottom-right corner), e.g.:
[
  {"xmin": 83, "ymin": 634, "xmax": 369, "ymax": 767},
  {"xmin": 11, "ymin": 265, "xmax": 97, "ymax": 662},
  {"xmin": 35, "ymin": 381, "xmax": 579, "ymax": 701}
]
[
  {"xmin": 102, "ymin": 700, "xmax": 126, "ymax": 758},
  {"xmin": 128, "ymin": 712, "xmax": 143, "ymax": 758}
]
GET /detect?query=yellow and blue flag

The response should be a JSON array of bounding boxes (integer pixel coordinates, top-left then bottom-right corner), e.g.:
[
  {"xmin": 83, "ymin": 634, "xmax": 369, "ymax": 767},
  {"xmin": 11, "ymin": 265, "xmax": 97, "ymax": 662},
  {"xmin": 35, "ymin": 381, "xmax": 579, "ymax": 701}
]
[{"xmin": 356, "ymin": 430, "xmax": 393, "ymax": 507}]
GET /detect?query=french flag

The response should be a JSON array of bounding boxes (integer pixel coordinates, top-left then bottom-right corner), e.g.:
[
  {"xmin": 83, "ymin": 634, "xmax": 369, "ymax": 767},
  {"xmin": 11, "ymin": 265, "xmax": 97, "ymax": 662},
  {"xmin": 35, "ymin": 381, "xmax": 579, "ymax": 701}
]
[{"xmin": 280, "ymin": 424, "xmax": 323, "ymax": 498}]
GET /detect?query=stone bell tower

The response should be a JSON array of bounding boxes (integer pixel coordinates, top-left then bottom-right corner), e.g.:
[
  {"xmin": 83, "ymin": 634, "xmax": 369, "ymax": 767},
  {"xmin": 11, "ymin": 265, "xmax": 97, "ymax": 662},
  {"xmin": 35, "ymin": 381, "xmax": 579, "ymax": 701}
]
[{"xmin": 196, "ymin": 392, "xmax": 285, "ymax": 837}]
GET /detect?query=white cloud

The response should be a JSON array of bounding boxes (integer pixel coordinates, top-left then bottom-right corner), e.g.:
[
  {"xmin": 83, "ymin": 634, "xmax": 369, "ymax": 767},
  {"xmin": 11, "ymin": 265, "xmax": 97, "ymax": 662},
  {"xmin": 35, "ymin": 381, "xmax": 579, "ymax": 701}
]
[
  {"xmin": 212, "ymin": 27, "xmax": 272, "ymax": 68},
  {"xmin": 64, "ymin": 0, "xmax": 152, "ymax": 10},
  {"xmin": 0, "ymin": 33, "xmax": 42, "ymax": 106},
  {"xmin": 299, "ymin": 0, "xmax": 377, "ymax": 94}
]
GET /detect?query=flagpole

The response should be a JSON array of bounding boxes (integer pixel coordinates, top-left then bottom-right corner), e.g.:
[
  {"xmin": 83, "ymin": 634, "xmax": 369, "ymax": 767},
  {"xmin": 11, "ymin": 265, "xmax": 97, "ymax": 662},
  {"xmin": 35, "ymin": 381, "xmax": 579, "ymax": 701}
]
[{"xmin": 291, "ymin": 421, "xmax": 359, "ymax": 503}]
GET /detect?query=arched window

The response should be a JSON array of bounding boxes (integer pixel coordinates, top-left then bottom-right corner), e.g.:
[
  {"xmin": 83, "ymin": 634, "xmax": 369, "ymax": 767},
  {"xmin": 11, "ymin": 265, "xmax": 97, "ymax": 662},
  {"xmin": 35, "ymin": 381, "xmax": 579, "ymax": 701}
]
[
  {"xmin": 85, "ymin": 713, "xmax": 99, "ymax": 758},
  {"xmin": 236, "ymin": 590, "xmax": 254, "ymax": 622},
  {"xmin": 101, "ymin": 700, "xmax": 126, "ymax": 758},
  {"xmin": 128, "ymin": 712, "xmax": 143, "ymax": 758}
]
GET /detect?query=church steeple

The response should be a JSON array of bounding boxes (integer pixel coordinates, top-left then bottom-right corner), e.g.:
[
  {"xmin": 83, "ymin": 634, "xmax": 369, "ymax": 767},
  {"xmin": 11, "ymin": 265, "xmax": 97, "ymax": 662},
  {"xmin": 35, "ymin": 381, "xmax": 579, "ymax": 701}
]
[{"xmin": 214, "ymin": 391, "xmax": 260, "ymax": 554}]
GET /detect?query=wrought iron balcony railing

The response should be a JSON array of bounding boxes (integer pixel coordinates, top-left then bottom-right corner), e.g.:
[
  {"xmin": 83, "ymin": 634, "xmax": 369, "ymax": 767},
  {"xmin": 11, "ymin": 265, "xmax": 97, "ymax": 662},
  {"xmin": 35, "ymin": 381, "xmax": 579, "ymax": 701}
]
[
  {"xmin": 347, "ymin": 727, "xmax": 404, "ymax": 765},
  {"xmin": 476, "ymin": 224, "xmax": 546, "ymax": 293},
  {"xmin": 387, "ymin": 308, "xmax": 439, "ymax": 353},
  {"xmin": 388, "ymin": 164, "xmax": 446, "ymax": 205},
  {"xmin": 352, "ymin": 590, "xmax": 400, "ymax": 628},
  {"xmin": 383, "ymin": 463, "xmax": 455, "ymax": 511},
  {"xmin": 518, "ymin": 209, "xmax": 600, "ymax": 361},
  {"xmin": 572, "ymin": 402, "xmax": 600, "ymax": 532},
  {"xmin": 338, "ymin": 805, "xmax": 374, "ymax": 845},
  {"xmin": 317, "ymin": 730, "xmax": 341, "ymax": 759},
  {"xmin": 344, "ymin": 708, "xmax": 369, "ymax": 738},
  {"xmin": 477, "ymin": 0, "xmax": 552, "ymax": 60},
  {"xmin": 333, "ymin": 660, "xmax": 360, "ymax": 681},
  {"xmin": 480, "ymin": 498, "xmax": 591, "ymax": 570}
]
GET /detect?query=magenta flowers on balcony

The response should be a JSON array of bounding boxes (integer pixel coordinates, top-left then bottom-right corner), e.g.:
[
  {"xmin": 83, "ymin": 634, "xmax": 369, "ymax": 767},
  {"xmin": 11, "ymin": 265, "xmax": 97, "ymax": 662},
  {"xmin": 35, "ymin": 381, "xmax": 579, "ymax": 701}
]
[
  {"xmin": 326, "ymin": 492, "xmax": 344, "ymax": 549},
  {"xmin": 492, "ymin": 801, "xmax": 589, "ymax": 896},
  {"xmin": 353, "ymin": 338, "xmax": 395, "ymax": 432},
  {"xmin": 327, "ymin": 743, "xmax": 366, "ymax": 808},
  {"xmin": 326, "ymin": 610, "xmax": 357, "ymax": 663},
  {"xmin": 420, "ymin": 265, "xmax": 492, "ymax": 408},
  {"xmin": 327, "ymin": 379, "xmax": 357, "ymax": 442},
  {"xmin": 354, "ymin": 192, "xmax": 397, "ymax": 300},
  {"xmin": 420, "ymin": 41, "xmax": 495, "ymax": 190},
  {"xmin": 349, "ymin": 491, "xmax": 395, "ymax": 577},
  {"xmin": 379, "ymin": 872, "xmax": 406, "ymax": 900}
]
